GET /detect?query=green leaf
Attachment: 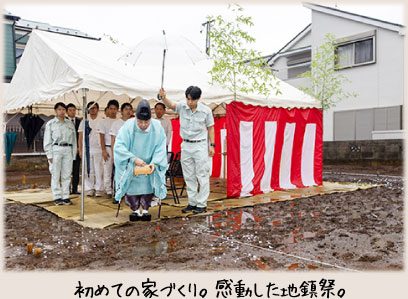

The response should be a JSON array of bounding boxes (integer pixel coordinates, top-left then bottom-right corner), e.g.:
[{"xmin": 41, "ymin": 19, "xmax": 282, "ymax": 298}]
[
  {"xmin": 206, "ymin": 4, "xmax": 280, "ymax": 99},
  {"xmin": 297, "ymin": 33, "xmax": 357, "ymax": 110}
]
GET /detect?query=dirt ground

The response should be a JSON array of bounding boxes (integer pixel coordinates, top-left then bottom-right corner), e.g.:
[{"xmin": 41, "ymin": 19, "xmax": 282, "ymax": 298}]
[{"xmin": 3, "ymin": 164, "xmax": 404, "ymax": 271}]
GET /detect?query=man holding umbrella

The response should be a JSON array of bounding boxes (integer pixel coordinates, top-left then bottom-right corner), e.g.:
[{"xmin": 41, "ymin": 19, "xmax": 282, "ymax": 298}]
[{"xmin": 158, "ymin": 86, "xmax": 215, "ymax": 214}]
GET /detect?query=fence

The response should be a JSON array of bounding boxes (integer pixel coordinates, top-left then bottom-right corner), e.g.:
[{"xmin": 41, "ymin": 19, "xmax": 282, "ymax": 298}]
[{"xmin": 6, "ymin": 124, "xmax": 46, "ymax": 155}]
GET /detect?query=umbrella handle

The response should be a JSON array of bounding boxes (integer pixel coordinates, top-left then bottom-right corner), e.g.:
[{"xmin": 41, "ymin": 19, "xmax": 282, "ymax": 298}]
[
  {"xmin": 161, "ymin": 49, "xmax": 166, "ymax": 87},
  {"xmin": 157, "ymin": 48, "xmax": 167, "ymax": 101}
]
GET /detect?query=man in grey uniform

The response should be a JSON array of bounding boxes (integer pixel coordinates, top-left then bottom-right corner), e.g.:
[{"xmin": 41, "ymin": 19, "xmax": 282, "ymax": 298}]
[
  {"xmin": 43, "ymin": 102, "xmax": 77, "ymax": 205},
  {"xmin": 158, "ymin": 86, "xmax": 215, "ymax": 214}
]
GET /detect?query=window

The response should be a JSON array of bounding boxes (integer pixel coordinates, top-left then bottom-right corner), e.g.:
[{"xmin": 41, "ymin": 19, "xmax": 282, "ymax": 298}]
[
  {"xmin": 355, "ymin": 39, "xmax": 373, "ymax": 64},
  {"xmin": 335, "ymin": 30, "xmax": 376, "ymax": 68},
  {"xmin": 287, "ymin": 63, "xmax": 310, "ymax": 79},
  {"xmin": 334, "ymin": 106, "xmax": 402, "ymax": 141},
  {"xmin": 374, "ymin": 106, "xmax": 403, "ymax": 131},
  {"xmin": 286, "ymin": 50, "xmax": 311, "ymax": 79}
]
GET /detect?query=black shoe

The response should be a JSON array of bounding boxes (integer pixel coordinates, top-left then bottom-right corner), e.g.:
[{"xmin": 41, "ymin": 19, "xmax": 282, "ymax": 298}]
[
  {"xmin": 71, "ymin": 191, "xmax": 80, "ymax": 195},
  {"xmin": 193, "ymin": 207, "xmax": 207, "ymax": 214},
  {"xmin": 141, "ymin": 212, "xmax": 152, "ymax": 221},
  {"xmin": 112, "ymin": 199, "xmax": 119, "ymax": 204},
  {"xmin": 182, "ymin": 205, "xmax": 196, "ymax": 213},
  {"xmin": 129, "ymin": 212, "xmax": 142, "ymax": 222},
  {"xmin": 55, "ymin": 199, "xmax": 64, "ymax": 206},
  {"xmin": 63, "ymin": 198, "xmax": 72, "ymax": 205}
]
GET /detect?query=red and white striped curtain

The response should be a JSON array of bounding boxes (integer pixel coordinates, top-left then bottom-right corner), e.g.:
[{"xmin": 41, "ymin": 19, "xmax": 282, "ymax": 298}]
[
  {"xmin": 211, "ymin": 116, "xmax": 227, "ymax": 178},
  {"xmin": 226, "ymin": 101, "xmax": 323, "ymax": 198}
]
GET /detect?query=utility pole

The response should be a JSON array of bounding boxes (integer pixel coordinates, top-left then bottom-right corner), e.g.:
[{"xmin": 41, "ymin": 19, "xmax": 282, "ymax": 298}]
[{"xmin": 201, "ymin": 19, "xmax": 214, "ymax": 56}]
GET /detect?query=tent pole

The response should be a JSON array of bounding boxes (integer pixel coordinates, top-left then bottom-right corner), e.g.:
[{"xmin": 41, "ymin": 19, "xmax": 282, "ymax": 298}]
[{"xmin": 80, "ymin": 88, "xmax": 88, "ymax": 221}]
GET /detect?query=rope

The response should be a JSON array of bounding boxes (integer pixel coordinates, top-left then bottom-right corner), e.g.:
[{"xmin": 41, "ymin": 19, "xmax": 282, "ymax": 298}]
[
  {"xmin": 5, "ymin": 109, "xmax": 24, "ymax": 124},
  {"xmin": 323, "ymin": 171, "xmax": 403, "ymax": 179},
  {"xmin": 95, "ymin": 91, "xmax": 108, "ymax": 103},
  {"xmin": 194, "ymin": 224, "xmax": 361, "ymax": 272},
  {"xmin": 71, "ymin": 91, "xmax": 82, "ymax": 107}
]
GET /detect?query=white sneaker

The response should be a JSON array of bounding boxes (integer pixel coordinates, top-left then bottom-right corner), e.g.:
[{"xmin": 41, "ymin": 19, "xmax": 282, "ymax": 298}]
[
  {"xmin": 86, "ymin": 190, "xmax": 95, "ymax": 197},
  {"xmin": 151, "ymin": 197, "xmax": 159, "ymax": 207}
]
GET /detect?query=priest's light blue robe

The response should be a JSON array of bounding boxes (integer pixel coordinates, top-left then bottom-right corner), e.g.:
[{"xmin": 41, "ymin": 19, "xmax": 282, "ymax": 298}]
[{"xmin": 114, "ymin": 118, "xmax": 167, "ymax": 203}]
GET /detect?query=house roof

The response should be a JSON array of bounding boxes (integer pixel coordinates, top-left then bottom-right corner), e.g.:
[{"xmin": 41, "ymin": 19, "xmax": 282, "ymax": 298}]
[
  {"xmin": 3, "ymin": 9, "xmax": 20, "ymax": 21},
  {"xmin": 303, "ymin": 2, "xmax": 404, "ymax": 34},
  {"xmin": 267, "ymin": 24, "xmax": 311, "ymax": 65},
  {"xmin": 15, "ymin": 19, "xmax": 100, "ymax": 40}
]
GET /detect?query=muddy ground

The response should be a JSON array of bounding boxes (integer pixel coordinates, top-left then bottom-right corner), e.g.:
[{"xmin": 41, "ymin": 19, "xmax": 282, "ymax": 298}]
[{"xmin": 3, "ymin": 164, "xmax": 404, "ymax": 271}]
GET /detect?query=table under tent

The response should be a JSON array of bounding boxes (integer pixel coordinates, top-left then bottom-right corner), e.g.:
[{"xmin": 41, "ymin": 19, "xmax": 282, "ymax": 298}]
[{"xmin": 4, "ymin": 30, "xmax": 322, "ymax": 218}]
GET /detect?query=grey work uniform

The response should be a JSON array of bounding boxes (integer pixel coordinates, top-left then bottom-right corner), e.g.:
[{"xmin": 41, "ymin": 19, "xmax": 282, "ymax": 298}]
[
  {"xmin": 43, "ymin": 117, "xmax": 77, "ymax": 201},
  {"xmin": 175, "ymin": 102, "xmax": 214, "ymax": 208}
]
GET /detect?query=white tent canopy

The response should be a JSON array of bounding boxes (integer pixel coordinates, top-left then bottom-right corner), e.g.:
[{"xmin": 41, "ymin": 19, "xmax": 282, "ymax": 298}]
[{"xmin": 4, "ymin": 30, "xmax": 321, "ymax": 116}]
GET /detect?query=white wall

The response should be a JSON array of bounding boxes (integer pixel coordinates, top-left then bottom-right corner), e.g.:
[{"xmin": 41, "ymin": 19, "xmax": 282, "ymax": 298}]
[
  {"xmin": 273, "ymin": 56, "xmax": 289, "ymax": 80},
  {"xmin": 291, "ymin": 29, "xmax": 312, "ymax": 49}
]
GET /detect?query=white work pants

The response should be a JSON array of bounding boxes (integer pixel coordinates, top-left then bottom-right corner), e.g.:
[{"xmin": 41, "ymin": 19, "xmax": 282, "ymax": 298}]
[
  {"xmin": 85, "ymin": 151, "xmax": 104, "ymax": 192},
  {"xmin": 49, "ymin": 145, "xmax": 73, "ymax": 200},
  {"xmin": 102, "ymin": 146, "xmax": 113, "ymax": 194},
  {"xmin": 180, "ymin": 141, "xmax": 211, "ymax": 208}
]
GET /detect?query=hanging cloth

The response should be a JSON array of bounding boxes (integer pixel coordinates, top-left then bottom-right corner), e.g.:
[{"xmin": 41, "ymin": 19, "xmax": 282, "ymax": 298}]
[{"xmin": 4, "ymin": 132, "xmax": 17, "ymax": 164}]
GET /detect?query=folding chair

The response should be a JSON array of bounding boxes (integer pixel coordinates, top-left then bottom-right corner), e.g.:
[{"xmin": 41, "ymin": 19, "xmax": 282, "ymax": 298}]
[
  {"xmin": 165, "ymin": 151, "xmax": 180, "ymax": 204},
  {"xmin": 170, "ymin": 151, "xmax": 186, "ymax": 203}
]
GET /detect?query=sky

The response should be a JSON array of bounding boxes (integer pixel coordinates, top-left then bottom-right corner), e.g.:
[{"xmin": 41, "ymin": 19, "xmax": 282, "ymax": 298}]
[{"xmin": 4, "ymin": 2, "xmax": 405, "ymax": 56}]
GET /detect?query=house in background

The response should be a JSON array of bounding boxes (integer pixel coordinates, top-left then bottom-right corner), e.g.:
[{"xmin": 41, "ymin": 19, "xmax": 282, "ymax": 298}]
[
  {"xmin": 4, "ymin": 9, "xmax": 99, "ymax": 83},
  {"xmin": 4, "ymin": 10, "xmax": 20, "ymax": 83},
  {"xmin": 268, "ymin": 3, "xmax": 404, "ymax": 144}
]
